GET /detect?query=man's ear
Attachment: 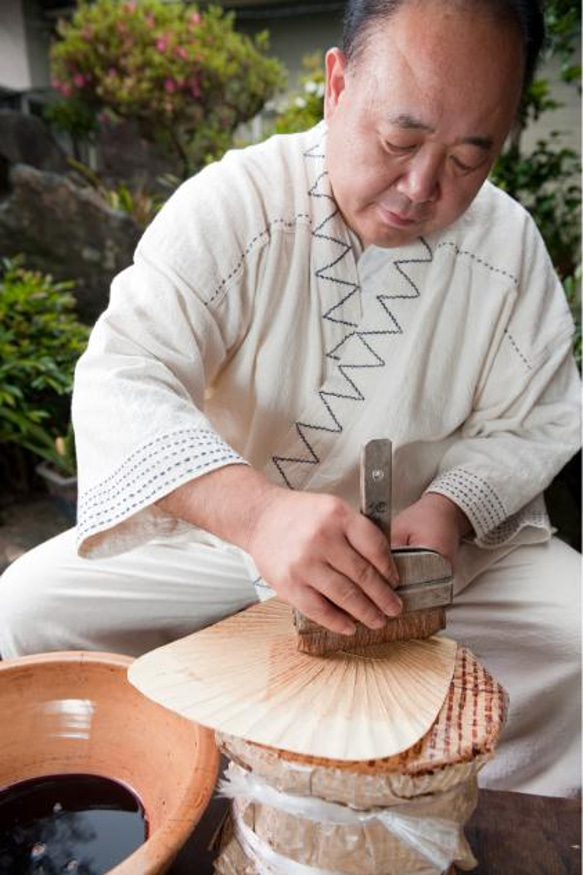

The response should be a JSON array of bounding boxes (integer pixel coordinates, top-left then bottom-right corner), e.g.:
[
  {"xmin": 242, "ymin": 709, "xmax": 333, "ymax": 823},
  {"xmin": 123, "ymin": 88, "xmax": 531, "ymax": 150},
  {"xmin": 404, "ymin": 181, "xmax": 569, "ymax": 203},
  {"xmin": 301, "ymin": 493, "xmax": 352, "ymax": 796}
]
[{"xmin": 324, "ymin": 48, "xmax": 348, "ymax": 121}]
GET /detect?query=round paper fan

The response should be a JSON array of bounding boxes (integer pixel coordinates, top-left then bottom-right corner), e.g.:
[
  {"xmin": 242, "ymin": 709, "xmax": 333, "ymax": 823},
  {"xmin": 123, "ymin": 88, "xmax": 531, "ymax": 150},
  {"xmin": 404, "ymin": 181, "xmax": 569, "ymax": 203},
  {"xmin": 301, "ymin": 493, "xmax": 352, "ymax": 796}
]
[{"xmin": 128, "ymin": 598, "xmax": 457, "ymax": 761}]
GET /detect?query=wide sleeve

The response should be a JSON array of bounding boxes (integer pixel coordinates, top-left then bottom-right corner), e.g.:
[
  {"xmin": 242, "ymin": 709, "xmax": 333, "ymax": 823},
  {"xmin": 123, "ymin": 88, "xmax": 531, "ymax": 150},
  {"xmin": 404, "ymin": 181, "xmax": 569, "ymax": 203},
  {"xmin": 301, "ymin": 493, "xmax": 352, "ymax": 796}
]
[
  {"xmin": 426, "ymin": 217, "xmax": 581, "ymax": 549},
  {"xmin": 72, "ymin": 163, "xmax": 259, "ymax": 558}
]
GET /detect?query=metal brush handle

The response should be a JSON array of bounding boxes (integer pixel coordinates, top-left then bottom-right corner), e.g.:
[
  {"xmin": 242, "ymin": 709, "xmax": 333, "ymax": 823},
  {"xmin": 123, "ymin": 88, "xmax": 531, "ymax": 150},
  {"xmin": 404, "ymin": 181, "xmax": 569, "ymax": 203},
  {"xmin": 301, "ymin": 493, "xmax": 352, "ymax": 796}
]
[{"xmin": 359, "ymin": 439, "xmax": 392, "ymax": 540}]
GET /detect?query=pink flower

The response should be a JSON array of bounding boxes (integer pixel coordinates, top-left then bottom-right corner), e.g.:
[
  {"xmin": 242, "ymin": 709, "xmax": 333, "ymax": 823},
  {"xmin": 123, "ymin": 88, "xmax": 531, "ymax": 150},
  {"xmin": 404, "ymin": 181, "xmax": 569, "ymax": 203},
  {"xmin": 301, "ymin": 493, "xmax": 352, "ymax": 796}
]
[
  {"xmin": 189, "ymin": 78, "xmax": 201, "ymax": 98},
  {"xmin": 124, "ymin": 2, "xmax": 137, "ymax": 12},
  {"xmin": 156, "ymin": 37, "xmax": 168, "ymax": 52},
  {"xmin": 164, "ymin": 78, "xmax": 177, "ymax": 93},
  {"xmin": 73, "ymin": 73, "xmax": 86, "ymax": 88},
  {"xmin": 58, "ymin": 83, "xmax": 72, "ymax": 97},
  {"xmin": 82, "ymin": 27, "xmax": 93, "ymax": 40},
  {"xmin": 175, "ymin": 46, "xmax": 189, "ymax": 60},
  {"xmin": 190, "ymin": 12, "xmax": 201, "ymax": 25},
  {"xmin": 108, "ymin": 67, "xmax": 118, "ymax": 77},
  {"xmin": 145, "ymin": 13, "xmax": 156, "ymax": 28}
]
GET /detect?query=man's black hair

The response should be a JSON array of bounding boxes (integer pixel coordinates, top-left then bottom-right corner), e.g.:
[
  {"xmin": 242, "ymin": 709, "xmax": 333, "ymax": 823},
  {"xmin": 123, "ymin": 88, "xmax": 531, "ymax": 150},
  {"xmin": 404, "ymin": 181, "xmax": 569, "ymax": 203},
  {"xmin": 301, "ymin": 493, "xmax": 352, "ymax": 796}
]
[{"xmin": 342, "ymin": 0, "xmax": 545, "ymax": 91}]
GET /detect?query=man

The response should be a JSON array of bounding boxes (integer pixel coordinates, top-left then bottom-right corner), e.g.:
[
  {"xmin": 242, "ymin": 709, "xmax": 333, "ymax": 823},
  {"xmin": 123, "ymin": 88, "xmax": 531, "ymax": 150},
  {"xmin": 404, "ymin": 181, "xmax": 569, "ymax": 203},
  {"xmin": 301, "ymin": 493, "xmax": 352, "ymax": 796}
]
[{"xmin": 1, "ymin": 0, "xmax": 580, "ymax": 796}]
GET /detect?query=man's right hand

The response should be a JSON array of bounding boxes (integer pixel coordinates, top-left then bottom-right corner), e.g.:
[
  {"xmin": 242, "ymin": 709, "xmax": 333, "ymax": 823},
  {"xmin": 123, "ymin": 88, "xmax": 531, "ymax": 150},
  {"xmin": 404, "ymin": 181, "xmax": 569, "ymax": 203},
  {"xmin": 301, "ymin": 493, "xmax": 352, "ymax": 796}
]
[
  {"xmin": 157, "ymin": 464, "xmax": 401, "ymax": 636},
  {"xmin": 246, "ymin": 489, "xmax": 402, "ymax": 635}
]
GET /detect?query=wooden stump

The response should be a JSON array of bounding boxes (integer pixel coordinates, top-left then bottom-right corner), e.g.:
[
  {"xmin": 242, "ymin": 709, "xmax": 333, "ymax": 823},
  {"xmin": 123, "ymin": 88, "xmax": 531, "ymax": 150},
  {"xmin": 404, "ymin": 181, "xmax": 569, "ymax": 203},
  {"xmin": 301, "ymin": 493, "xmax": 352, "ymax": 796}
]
[{"xmin": 214, "ymin": 646, "xmax": 508, "ymax": 874}]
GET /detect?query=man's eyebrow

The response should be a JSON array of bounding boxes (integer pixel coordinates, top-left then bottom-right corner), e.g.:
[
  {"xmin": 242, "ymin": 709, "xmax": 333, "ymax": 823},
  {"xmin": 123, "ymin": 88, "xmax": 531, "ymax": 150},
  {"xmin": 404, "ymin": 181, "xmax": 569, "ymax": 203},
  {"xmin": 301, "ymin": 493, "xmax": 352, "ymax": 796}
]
[
  {"xmin": 461, "ymin": 135, "xmax": 494, "ymax": 150},
  {"xmin": 388, "ymin": 113, "xmax": 434, "ymax": 132},
  {"xmin": 387, "ymin": 115, "xmax": 494, "ymax": 150}
]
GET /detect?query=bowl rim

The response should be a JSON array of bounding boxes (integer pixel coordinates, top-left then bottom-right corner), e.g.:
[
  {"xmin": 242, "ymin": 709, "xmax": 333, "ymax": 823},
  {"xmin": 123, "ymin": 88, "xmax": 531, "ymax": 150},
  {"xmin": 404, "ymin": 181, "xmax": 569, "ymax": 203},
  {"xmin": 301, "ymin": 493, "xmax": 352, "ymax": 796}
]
[{"xmin": 0, "ymin": 650, "xmax": 220, "ymax": 875}]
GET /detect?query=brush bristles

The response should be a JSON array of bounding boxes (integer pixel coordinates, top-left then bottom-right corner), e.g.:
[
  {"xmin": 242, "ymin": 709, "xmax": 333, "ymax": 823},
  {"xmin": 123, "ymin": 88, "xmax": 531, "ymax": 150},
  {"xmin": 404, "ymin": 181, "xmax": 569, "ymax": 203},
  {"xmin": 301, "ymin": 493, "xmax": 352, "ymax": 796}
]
[{"xmin": 294, "ymin": 607, "xmax": 446, "ymax": 656}]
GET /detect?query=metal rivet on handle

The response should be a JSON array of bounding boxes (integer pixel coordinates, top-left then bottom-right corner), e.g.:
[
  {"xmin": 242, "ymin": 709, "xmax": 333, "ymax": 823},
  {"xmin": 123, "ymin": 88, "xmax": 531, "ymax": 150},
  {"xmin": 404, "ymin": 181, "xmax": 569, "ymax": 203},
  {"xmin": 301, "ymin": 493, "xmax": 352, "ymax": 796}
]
[{"xmin": 371, "ymin": 469, "xmax": 384, "ymax": 481}]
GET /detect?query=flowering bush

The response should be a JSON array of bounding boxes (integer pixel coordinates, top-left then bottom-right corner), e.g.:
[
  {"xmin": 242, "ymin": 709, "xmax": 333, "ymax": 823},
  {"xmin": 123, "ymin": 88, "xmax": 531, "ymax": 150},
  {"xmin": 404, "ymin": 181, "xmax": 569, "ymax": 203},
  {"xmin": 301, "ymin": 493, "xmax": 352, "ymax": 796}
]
[
  {"xmin": 274, "ymin": 54, "xmax": 325, "ymax": 136},
  {"xmin": 50, "ymin": 1, "xmax": 285, "ymax": 176}
]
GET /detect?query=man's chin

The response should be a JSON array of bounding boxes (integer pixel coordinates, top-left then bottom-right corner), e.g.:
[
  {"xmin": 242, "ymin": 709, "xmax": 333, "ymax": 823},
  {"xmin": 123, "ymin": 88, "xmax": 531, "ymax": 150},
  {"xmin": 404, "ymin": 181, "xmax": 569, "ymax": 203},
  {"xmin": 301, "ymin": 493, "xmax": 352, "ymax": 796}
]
[{"xmin": 365, "ymin": 223, "xmax": 425, "ymax": 248}]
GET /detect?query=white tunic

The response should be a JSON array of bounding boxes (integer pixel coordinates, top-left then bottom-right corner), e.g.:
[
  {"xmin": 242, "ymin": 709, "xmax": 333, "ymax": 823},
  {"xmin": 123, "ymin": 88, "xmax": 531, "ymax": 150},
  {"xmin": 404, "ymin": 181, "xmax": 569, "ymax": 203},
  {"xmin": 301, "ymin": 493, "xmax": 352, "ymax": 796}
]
[{"xmin": 73, "ymin": 122, "xmax": 581, "ymax": 567}]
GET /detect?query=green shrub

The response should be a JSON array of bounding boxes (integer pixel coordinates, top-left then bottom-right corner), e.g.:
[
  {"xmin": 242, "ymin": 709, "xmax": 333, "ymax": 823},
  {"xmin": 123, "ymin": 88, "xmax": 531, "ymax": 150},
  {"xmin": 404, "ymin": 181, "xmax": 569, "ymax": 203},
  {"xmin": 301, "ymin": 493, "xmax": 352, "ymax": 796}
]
[
  {"xmin": 49, "ymin": 0, "xmax": 286, "ymax": 177},
  {"xmin": 563, "ymin": 267, "xmax": 582, "ymax": 368},
  {"xmin": 0, "ymin": 259, "xmax": 90, "ymax": 476},
  {"xmin": 274, "ymin": 53, "xmax": 325, "ymax": 136}
]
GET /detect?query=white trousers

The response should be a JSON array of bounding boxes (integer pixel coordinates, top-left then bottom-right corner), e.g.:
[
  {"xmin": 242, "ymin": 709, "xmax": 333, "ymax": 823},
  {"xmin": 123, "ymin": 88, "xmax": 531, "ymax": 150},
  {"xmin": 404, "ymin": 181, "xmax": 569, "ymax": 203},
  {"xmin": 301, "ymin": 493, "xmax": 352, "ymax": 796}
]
[{"xmin": 0, "ymin": 531, "xmax": 580, "ymax": 798}]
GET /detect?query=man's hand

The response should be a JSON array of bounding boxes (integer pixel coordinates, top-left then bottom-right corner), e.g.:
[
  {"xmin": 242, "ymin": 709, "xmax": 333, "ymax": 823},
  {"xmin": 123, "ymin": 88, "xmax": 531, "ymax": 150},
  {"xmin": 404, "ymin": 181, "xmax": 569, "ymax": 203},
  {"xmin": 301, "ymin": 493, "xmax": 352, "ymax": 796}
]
[
  {"xmin": 391, "ymin": 492, "xmax": 473, "ymax": 566},
  {"xmin": 157, "ymin": 465, "xmax": 402, "ymax": 636},
  {"xmin": 247, "ymin": 490, "xmax": 402, "ymax": 636}
]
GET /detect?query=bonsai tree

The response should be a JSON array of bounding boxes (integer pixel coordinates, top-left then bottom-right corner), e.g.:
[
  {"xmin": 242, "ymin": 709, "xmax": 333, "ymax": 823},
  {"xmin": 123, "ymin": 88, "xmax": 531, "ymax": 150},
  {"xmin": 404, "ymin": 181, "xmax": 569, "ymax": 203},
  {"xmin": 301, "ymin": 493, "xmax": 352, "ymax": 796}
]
[{"xmin": 49, "ymin": 0, "xmax": 286, "ymax": 177}]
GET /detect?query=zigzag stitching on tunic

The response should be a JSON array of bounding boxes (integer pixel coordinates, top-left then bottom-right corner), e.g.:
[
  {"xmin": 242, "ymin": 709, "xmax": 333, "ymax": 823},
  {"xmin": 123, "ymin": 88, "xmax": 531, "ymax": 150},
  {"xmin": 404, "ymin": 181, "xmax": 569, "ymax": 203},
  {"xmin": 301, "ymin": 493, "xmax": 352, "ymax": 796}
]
[
  {"xmin": 390, "ymin": 239, "xmax": 433, "ymax": 297},
  {"xmin": 205, "ymin": 213, "xmax": 312, "ymax": 306},
  {"xmin": 272, "ymin": 138, "xmax": 432, "ymax": 487},
  {"xmin": 304, "ymin": 139, "xmax": 326, "ymax": 161},
  {"xmin": 272, "ymin": 326, "xmax": 400, "ymax": 485}
]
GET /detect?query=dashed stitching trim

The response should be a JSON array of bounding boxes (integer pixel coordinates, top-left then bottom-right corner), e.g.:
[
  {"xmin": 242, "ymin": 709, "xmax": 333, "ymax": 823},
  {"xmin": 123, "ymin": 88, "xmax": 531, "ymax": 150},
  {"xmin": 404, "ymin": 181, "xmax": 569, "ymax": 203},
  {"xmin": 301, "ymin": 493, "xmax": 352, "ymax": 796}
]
[
  {"xmin": 205, "ymin": 214, "xmax": 312, "ymax": 307},
  {"xmin": 478, "ymin": 507, "xmax": 550, "ymax": 547},
  {"xmin": 504, "ymin": 330, "xmax": 533, "ymax": 371},
  {"xmin": 77, "ymin": 429, "xmax": 243, "ymax": 537},
  {"xmin": 272, "ymin": 132, "xmax": 431, "ymax": 488},
  {"xmin": 82, "ymin": 428, "xmax": 223, "ymax": 501},
  {"xmin": 436, "ymin": 242, "xmax": 533, "ymax": 373},
  {"xmin": 429, "ymin": 468, "xmax": 507, "ymax": 535},
  {"xmin": 252, "ymin": 578, "xmax": 274, "ymax": 590},
  {"xmin": 435, "ymin": 241, "xmax": 518, "ymax": 285}
]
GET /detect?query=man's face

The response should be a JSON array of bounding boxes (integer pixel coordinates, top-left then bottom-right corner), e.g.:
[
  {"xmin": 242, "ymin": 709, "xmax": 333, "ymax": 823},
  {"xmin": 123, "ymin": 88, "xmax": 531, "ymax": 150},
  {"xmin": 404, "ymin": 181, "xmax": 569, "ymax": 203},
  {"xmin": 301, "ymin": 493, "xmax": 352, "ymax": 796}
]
[{"xmin": 325, "ymin": 1, "xmax": 524, "ymax": 247}]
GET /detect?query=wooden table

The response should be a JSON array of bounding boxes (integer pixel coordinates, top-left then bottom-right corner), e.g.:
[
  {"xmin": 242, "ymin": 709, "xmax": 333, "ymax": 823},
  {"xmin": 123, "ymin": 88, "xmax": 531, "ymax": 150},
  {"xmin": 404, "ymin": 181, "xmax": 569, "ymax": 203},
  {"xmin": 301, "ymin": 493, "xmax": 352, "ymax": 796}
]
[{"xmin": 169, "ymin": 789, "xmax": 582, "ymax": 874}]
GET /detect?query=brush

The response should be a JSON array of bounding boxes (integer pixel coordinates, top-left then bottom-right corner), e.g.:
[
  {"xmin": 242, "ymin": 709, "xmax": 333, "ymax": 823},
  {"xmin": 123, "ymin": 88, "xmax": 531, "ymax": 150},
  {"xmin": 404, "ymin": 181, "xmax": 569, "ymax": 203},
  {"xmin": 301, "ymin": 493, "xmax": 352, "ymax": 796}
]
[{"xmin": 293, "ymin": 438, "xmax": 453, "ymax": 656}]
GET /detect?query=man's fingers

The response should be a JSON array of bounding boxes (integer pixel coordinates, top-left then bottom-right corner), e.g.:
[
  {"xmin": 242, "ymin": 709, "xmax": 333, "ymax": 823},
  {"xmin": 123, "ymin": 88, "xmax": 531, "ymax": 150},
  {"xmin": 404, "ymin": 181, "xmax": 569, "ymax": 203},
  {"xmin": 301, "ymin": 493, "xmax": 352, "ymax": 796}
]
[
  {"xmin": 314, "ymin": 566, "xmax": 395, "ymax": 629},
  {"xmin": 333, "ymin": 547, "xmax": 403, "ymax": 618},
  {"xmin": 345, "ymin": 514, "xmax": 400, "ymax": 584},
  {"xmin": 291, "ymin": 585, "xmax": 357, "ymax": 636}
]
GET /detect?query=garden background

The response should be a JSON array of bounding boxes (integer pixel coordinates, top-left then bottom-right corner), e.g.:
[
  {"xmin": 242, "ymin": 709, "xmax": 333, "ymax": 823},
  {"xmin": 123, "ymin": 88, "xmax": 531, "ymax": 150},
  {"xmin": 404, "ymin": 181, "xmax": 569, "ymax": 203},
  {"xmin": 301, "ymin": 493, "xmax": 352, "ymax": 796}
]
[{"xmin": 0, "ymin": 0, "xmax": 580, "ymax": 569}]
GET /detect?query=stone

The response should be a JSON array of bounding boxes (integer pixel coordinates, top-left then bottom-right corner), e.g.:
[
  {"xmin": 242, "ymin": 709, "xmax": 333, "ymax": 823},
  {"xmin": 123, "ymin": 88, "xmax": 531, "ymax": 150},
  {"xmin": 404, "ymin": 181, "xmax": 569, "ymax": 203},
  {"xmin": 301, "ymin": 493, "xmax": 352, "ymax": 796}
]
[
  {"xmin": 0, "ymin": 162, "xmax": 141, "ymax": 322},
  {"xmin": 0, "ymin": 111, "xmax": 68, "ymax": 174},
  {"xmin": 96, "ymin": 118, "xmax": 178, "ymax": 194}
]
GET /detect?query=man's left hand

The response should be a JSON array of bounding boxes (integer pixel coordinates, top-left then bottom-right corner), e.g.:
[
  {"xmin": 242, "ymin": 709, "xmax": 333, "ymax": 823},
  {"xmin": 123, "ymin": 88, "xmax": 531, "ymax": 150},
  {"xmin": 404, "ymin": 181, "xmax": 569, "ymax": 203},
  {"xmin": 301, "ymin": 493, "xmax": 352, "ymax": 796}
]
[{"xmin": 390, "ymin": 492, "xmax": 473, "ymax": 568}]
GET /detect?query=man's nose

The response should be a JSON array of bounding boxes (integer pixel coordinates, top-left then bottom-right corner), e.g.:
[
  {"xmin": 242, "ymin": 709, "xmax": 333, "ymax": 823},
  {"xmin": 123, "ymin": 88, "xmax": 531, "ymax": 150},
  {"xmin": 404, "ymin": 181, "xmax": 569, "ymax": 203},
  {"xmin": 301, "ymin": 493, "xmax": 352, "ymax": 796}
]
[{"xmin": 395, "ymin": 152, "xmax": 442, "ymax": 204}]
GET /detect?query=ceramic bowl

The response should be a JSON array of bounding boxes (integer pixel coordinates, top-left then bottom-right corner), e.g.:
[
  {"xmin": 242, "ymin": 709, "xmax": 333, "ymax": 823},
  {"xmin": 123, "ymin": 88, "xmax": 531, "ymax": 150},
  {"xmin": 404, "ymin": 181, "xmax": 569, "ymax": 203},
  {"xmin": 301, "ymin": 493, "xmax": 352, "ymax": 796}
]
[{"xmin": 0, "ymin": 651, "xmax": 219, "ymax": 873}]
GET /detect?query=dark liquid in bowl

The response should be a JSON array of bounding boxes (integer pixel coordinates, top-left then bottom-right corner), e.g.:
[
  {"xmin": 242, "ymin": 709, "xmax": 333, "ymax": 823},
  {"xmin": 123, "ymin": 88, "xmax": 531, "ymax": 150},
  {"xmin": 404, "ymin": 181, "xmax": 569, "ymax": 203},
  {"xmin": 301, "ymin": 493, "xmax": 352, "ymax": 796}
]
[{"xmin": 0, "ymin": 774, "xmax": 147, "ymax": 874}]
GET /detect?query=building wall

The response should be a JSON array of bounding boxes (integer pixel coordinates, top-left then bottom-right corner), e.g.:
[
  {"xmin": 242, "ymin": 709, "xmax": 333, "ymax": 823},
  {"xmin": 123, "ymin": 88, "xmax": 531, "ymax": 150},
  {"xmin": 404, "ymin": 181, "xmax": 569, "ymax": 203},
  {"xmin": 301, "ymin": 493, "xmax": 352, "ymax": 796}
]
[
  {"xmin": 0, "ymin": 0, "xmax": 51, "ymax": 92},
  {"xmin": 0, "ymin": 0, "xmax": 31, "ymax": 91},
  {"xmin": 238, "ymin": 6, "xmax": 342, "ymax": 91},
  {"xmin": 23, "ymin": 0, "xmax": 52, "ymax": 90}
]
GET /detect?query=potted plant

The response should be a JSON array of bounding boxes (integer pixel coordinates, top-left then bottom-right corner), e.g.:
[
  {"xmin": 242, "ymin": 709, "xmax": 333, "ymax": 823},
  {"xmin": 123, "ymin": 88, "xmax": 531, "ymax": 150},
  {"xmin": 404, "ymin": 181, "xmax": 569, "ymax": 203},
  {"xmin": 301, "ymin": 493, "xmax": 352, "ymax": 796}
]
[{"xmin": 35, "ymin": 424, "xmax": 78, "ymax": 521}]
